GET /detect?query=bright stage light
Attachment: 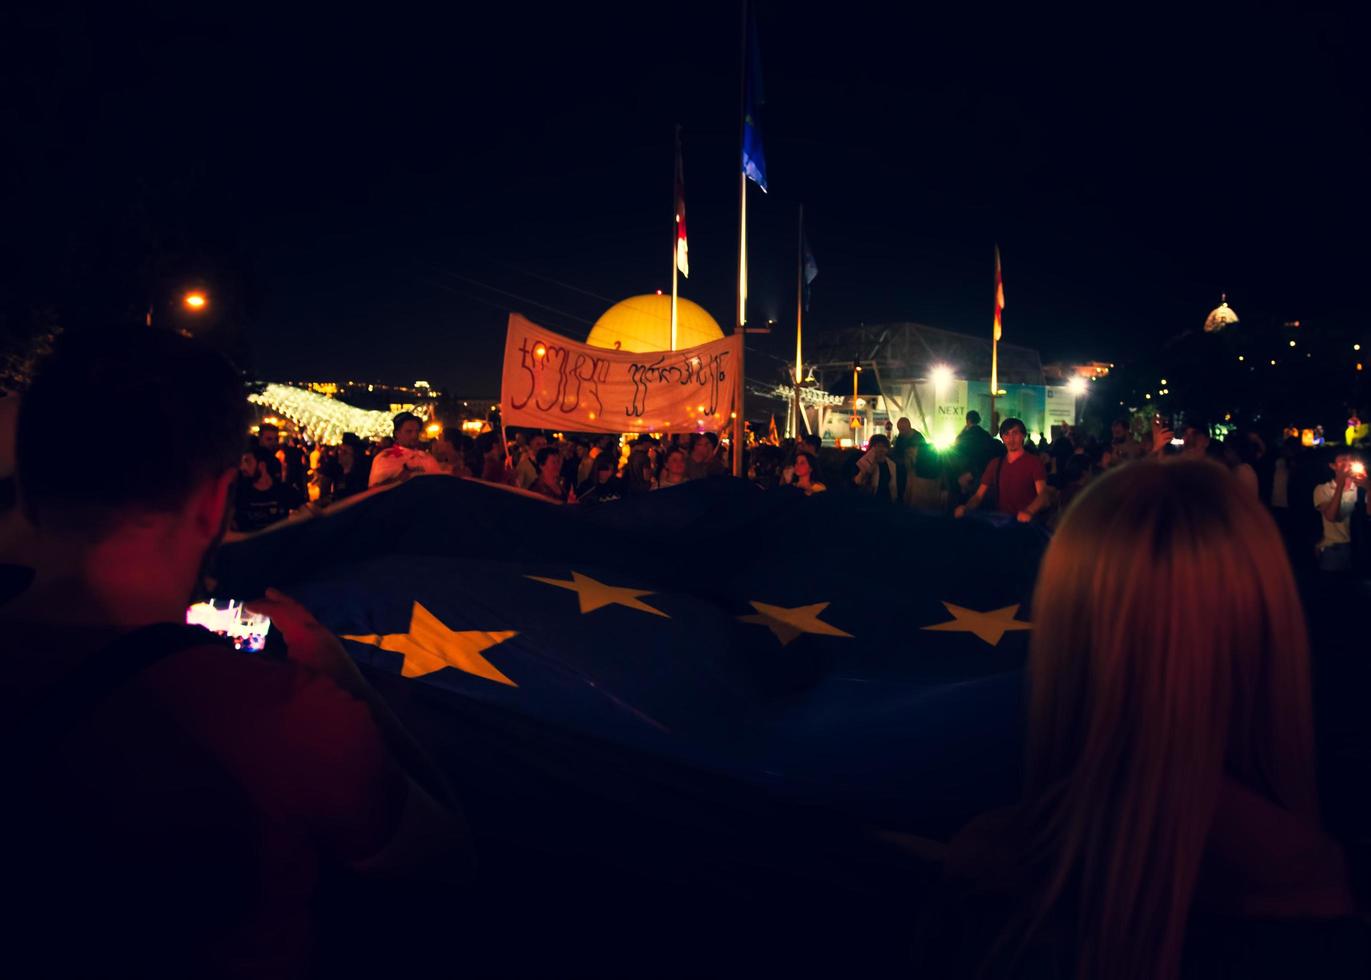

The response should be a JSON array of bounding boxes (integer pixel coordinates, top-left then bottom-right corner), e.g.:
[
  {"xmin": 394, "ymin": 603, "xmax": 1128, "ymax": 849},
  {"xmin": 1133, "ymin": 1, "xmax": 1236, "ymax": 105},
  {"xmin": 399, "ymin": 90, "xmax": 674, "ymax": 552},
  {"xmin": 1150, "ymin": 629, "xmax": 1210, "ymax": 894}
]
[
  {"xmin": 930, "ymin": 364, "xmax": 954, "ymax": 390},
  {"xmin": 1067, "ymin": 377, "xmax": 1088, "ymax": 396}
]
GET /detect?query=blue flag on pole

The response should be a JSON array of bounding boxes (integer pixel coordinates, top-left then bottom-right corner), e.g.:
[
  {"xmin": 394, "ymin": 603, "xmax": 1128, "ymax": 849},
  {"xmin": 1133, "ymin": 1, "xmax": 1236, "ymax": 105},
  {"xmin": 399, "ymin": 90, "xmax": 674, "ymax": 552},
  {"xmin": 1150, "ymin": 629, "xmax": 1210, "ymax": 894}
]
[{"xmin": 742, "ymin": 14, "xmax": 768, "ymax": 192}]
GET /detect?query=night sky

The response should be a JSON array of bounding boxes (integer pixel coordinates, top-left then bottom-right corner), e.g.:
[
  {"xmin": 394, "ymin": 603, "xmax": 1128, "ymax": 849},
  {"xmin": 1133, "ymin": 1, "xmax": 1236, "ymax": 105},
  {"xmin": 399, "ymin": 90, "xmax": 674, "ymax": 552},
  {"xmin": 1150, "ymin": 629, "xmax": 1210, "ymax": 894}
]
[{"xmin": 3, "ymin": 3, "xmax": 1367, "ymax": 393}]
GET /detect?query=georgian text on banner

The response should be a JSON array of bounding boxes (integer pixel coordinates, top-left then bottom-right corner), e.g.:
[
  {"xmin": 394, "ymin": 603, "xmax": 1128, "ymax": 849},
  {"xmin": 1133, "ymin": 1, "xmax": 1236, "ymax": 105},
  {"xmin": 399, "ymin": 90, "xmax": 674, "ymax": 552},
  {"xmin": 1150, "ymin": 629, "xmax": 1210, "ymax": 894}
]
[{"xmin": 500, "ymin": 313, "xmax": 740, "ymax": 433}]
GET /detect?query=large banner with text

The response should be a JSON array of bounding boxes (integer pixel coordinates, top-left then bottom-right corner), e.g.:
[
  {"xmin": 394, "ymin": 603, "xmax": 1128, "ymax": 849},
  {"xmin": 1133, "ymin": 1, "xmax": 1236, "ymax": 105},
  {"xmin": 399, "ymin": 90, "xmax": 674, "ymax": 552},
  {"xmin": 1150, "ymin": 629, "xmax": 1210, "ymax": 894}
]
[{"xmin": 500, "ymin": 313, "xmax": 741, "ymax": 433}]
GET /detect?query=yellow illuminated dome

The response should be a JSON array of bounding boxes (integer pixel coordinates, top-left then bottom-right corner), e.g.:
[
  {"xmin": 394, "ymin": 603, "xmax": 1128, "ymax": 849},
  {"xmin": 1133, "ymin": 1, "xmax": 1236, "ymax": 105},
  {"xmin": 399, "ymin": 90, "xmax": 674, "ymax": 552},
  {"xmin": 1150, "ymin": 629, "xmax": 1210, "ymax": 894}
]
[{"xmin": 585, "ymin": 294, "xmax": 724, "ymax": 353}]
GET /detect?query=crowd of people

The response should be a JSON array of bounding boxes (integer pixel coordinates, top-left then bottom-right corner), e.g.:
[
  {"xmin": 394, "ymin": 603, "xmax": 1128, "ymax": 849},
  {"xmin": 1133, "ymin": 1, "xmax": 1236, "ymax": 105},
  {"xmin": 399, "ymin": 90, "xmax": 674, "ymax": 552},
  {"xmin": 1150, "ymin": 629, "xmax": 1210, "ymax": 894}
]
[
  {"xmin": 1, "ymin": 325, "xmax": 1366, "ymax": 977},
  {"xmin": 243, "ymin": 403, "xmax": 1371, "ymax": 582}
]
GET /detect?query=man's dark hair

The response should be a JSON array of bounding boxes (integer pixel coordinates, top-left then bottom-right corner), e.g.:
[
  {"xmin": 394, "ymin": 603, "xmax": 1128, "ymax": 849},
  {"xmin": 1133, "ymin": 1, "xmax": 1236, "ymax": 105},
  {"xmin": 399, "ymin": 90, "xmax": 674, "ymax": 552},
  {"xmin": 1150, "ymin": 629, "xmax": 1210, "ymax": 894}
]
[
  {"xmin": 999, "ymin": 417, "xmax": 1028, "ymax": 437},
  {"xmin": 18, "ymin": 326, "xmax": 248, "ymax": 533},
  {"xmin": 1111, "ymin": 417, "xmax": 1130, "ymax": 429},
  {"xmin": 801, "ymin": 434, "xmax": 822, "ymax": 453},
  {"xmin": 393, "ymin": 411, "xmax": 421, "ymax": 434},
  {"xmin": 1321, "ymin": 446, "xmax": 1353, "ymax": 468},
  {"xmin": 534, "ymin": 446, "xmax": 559, "ymax": 470},
  {"xmin": 258, "ymin": 421, "xmax": 279, "ymax": 436},
  {"xmin": 869, "ymin": 434, "xmax": 890, "ymax": 448},
  {"xmin": 694, "ymin": 431, "xmax": 719, "ymax": 449},
  {"xmin": 966, "ymin": 410, "xmax": 981, "ymax": 426}
]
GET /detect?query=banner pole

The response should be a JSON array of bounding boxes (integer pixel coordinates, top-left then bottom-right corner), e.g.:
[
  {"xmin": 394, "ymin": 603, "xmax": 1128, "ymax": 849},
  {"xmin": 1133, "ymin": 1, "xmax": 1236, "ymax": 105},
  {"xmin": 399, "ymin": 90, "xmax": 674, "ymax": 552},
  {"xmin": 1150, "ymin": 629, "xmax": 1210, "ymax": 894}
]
[{"xmin": 497, "ymin": 405, "xmax": 511, "ymax": 475}]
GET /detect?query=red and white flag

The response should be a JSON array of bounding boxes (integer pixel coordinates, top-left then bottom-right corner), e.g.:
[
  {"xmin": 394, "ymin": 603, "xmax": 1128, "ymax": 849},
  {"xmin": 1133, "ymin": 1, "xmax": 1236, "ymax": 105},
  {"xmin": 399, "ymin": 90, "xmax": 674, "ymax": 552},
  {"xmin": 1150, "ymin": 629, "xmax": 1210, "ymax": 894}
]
[{"xmin": 675, "ymin": 127, "xmax": 689, "ymax": 278}]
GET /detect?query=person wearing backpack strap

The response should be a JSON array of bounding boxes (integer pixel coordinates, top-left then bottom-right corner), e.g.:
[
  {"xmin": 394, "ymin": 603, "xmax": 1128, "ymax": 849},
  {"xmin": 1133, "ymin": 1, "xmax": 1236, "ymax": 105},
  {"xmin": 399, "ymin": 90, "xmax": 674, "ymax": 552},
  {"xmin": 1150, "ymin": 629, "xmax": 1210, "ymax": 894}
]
[{"xmin": 955, "ymin": 416, "xmax": 1049, "ymax": 523}]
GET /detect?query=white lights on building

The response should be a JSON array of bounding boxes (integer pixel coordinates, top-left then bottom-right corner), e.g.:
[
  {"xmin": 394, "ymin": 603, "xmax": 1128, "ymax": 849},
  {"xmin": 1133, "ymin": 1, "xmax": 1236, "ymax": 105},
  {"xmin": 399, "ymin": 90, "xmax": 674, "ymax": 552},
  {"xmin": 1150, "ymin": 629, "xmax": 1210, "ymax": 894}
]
[{"xmin": 248, "ymin": 384, "xmax": 398, "ymax": 444}]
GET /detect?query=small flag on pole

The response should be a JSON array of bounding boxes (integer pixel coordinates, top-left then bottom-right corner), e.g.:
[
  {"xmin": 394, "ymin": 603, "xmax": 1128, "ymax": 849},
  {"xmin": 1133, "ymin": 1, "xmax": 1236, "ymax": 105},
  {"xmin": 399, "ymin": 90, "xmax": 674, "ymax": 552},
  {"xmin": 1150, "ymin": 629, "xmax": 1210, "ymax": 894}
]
[
  {"xmin": 993, "ymin": 245, "xmax": 1005, "ymax": 342},
  {"xmin": 767, "ymin": 414, "xmax": 779, "ymax": 445},
  {"xmin": 675, "ymin": 126, "xmax": 689, "ymax": 278},
  {"xmin": 742, "ymin": 14, "xmax": 768, "ymax": 193}
]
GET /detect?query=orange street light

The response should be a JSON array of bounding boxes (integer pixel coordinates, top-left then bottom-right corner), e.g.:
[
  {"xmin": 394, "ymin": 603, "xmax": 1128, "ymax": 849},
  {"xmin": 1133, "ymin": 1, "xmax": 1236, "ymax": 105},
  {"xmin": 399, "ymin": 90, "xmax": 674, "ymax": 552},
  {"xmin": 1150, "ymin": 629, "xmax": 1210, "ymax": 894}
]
[{"xmin": 183, "ymin": 290, "xmax": 208, "ymax": 311}]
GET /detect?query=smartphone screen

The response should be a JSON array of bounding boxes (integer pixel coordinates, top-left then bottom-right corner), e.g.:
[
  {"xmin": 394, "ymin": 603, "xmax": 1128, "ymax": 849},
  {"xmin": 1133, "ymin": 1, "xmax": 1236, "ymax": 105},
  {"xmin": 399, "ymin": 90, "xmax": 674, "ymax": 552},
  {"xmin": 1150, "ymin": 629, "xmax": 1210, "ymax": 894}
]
[{"xmin": 186, "ymin": 599, "xmax": 272, "ymax": 653}]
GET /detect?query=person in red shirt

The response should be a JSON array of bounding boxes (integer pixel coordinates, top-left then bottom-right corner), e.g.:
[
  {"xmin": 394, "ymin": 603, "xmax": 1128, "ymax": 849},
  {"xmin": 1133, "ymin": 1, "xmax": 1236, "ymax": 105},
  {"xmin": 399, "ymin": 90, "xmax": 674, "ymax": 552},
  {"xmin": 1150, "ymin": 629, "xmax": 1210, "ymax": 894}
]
[
  {"xmin": 2, "ymin": 326, "xmax": 472, "ymax": 978},
  {"xmin": 476, "ymin": 430, "xmax": 514, "ymax": 484},
  {"xmin": 954, "ymin": 416, "xmax": 1048, "ymax": 523}
]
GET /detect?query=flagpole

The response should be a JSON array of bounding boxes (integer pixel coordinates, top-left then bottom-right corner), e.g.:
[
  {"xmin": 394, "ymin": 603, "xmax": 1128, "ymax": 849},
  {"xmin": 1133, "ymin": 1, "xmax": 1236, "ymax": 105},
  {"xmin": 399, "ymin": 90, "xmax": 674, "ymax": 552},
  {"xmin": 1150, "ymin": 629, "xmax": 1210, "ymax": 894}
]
[
  {"xmin": 793, "ymin": 203, "xmax": 804, "ymax": 441},
  {"xmin": 733, "ymin": 1, "xmax": 748, "ymax": 477},
  {"xmin": 670, "ymin": 257, "xmax": 679, "ymax": 352},
  {"xmin": 670, "ymin": 233, "xmax": 679, "ymax": 353},
  {"xmin": 734, "ymin": 169, "xmax": 747, "ymax": 475},
  {"xmin": 990, "ymin": 247, "xmax": 999, "ymax": 432},
  {"xmin": 989, "ymin": 339, "xmax": 998, "ymax": 433},
  {"xmin": 671, "ymin": 125, "xmax": 680, "ymax": 353}
]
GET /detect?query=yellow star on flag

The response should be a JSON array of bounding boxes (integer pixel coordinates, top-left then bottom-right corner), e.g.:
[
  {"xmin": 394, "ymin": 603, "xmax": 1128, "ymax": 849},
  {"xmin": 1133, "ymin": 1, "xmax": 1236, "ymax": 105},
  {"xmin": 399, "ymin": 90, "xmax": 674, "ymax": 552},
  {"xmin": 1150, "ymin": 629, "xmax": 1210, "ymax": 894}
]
[
  {"xmin": 922, "ymin": 602, "xmax": 1031, "ymax": 647},
  {"xmin": 526, "ymin": 571, "xmax": 668, "ymax": 618},
  {"xmin": 342, "ymin": 601, "xmax": 518, "ymax": 686},
  {"xmin": 738, "ymin": 601, "xmax": 853, "ymax": 646}
]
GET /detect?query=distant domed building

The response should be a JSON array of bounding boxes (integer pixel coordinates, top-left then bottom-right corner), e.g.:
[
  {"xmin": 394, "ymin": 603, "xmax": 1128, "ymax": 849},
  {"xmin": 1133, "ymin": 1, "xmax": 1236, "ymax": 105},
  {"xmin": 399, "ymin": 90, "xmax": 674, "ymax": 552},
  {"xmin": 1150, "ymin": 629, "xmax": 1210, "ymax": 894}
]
[
  {"xmin": 1203, "ymin": 295, "xmax": 1240, "ymax": 333},
  {"xmin": 585, "ymin": 294, "xmax": 724, "ymax": 353}
]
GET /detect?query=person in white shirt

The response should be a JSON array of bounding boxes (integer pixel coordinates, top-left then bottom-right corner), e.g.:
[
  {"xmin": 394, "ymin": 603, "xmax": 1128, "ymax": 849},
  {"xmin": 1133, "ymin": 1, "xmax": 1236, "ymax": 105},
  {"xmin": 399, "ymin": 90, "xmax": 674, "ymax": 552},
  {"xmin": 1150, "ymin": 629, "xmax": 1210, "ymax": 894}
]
[
  {"xmin": 368, "ymin": 411, "xmax": 445, "ymax": 487},
  {"xmin": 1313, "ymin": 451, "xmax": 1369, "ymax": 572}
]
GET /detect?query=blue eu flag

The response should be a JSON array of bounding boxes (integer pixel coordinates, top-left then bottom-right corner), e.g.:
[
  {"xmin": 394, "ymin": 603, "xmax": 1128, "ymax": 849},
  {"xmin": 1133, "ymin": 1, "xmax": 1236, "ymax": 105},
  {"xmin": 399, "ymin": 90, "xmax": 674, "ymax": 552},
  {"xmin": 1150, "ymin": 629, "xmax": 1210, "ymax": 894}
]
[
  {"xmin": 742, "ymin": 15, "xmax": 768, "ymax": 192},
  {"xmin": 215, "ymin": 477, "xmax": 1044, "ymax": 837}
]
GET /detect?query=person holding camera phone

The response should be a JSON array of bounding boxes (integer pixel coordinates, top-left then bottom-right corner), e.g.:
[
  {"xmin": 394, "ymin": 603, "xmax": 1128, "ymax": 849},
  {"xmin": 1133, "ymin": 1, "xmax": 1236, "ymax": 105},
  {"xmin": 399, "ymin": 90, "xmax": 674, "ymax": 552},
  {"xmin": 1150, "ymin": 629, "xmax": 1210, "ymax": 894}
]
[
  {"xmin": 852, "ymin": 433, "xmax": 899, "ymax": 501},
  {"xmin": 1314, "ymin": 450, "xmax": 1371, "ymax": 573},
  {"xmin": 0, "ymin": 326, "xmax": 472, "ymax": 977},
  {"xmin": 955, "ymin": 417, "xmax": 1048, "ymax": 523}
]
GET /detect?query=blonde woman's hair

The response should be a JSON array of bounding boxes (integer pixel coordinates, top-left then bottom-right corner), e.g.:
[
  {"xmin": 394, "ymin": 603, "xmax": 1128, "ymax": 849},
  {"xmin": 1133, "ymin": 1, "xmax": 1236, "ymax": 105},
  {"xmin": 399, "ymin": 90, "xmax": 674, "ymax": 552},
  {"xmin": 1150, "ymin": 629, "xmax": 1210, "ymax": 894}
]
[{"xmin": 1020, "ymin": 459, "xmax": 1318, "ymax": 980}]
